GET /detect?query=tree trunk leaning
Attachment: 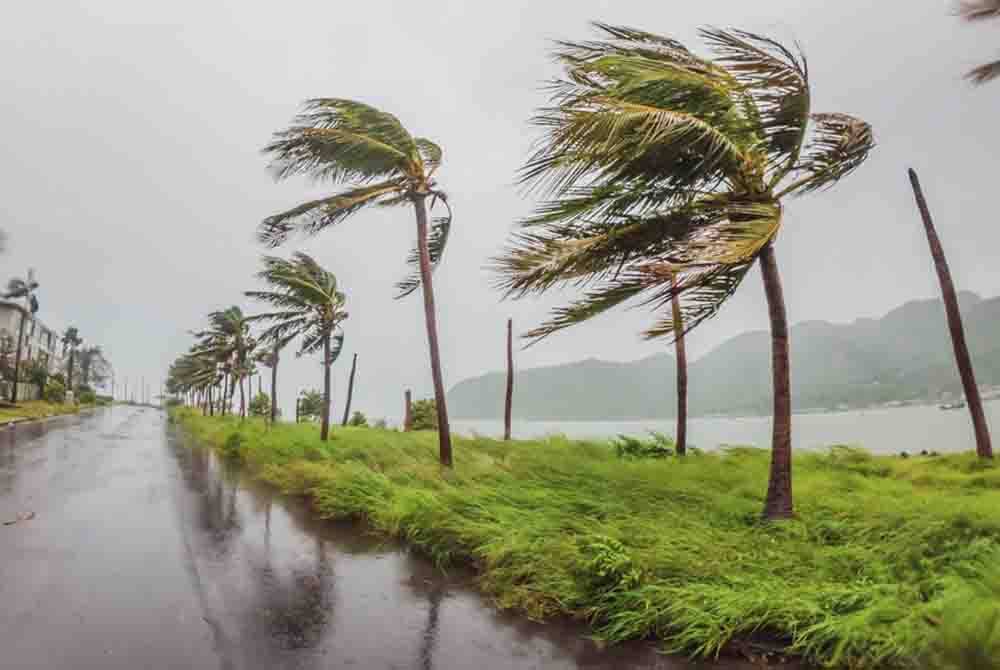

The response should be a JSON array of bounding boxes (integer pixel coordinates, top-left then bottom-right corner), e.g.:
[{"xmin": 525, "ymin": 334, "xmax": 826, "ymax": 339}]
[
  {"xmin": 504, "ymin": 318, "xmax": 513, "ymax": 441},
  {"xmin": 341, "ymin": 353, "xmax": 358, "ymax": 426},
  {"xmin": 270, "ymin": 348, "xmax": 279, "ymax": 424},
  {"xmin": 412, "ymin": 195, "xmax": 453, "ymax": 466},
  {"xmin": 759, "ymin": 242, "xmax": 794, "ymax": 520},
  {"xmin": 908, "ymin": 168, "xmax": 993, "ymax": 458},
  {"xmin": 320, "ymin": 336, "xmax": 332, "ymax": 441},
  {"xmin": 670, "ymin": 275, "xmax": 688, "ymax": 456},
  {"xmin": 404, "ymin": 389, "xmax": 413, "ymax": 432}
]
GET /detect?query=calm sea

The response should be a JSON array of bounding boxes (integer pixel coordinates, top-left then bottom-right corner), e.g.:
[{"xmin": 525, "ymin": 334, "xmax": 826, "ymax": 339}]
[{"xmin": 452, "ymin": 399, "xmax": 1000, "ymax": 454}]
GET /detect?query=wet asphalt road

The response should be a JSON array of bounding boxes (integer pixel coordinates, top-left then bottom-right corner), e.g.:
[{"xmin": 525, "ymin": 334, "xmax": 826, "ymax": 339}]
[{"xmin": 0, "ymin": 408, "xmax": 767, "ymax": 670}]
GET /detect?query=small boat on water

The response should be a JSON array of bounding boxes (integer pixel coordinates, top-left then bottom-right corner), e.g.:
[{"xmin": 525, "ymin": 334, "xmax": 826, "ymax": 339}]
[{"xmin": 939, "ymin": 401, "xmax": 966, "ymax": 410}]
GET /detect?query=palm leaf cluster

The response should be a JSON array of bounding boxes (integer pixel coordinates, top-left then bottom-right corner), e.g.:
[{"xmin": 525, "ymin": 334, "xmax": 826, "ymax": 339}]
[
  {"xmin": 494, "ymin": 24, "xmax": 874, "ymax": 343},
  {"xmin": 258, "ymin": 98, "xmax": 452, "ymax": 299},
  {"xmin": 959, "ymin": 1, "xmax": 1000, "ymax": 83}
]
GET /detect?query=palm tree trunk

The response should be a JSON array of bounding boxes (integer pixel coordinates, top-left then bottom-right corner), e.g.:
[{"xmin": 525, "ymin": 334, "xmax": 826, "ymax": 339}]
[
  {"xmin": 67, "ymin": 350, "xmax": 76, "ymax": 395},
  {"xmin": 404, "ymin": 389, "xmax": 413, "ymax": 432},
  {"xmin": 759, "ymin": 242, "xmax": 794, "ymax": 520},
  {"xmin": 412, "ymin": 195, "xmax": 453, "ymax": 466},
  {"xmin": 321, "ymin": 336, "xmax": 332, "ymax": 441},
  {"xmin": 504, "ymin": 318, "xmax": 513, "ymax": 441},
  {"xmin": 341, "ymin": 353, "xmax": 358, "ymax": 426},
  {"xmin": 208, "ymin": 386, "xmax": 214, "ymax": 416},
  {"xmin": 670, "ymin": 276, "xmax": 688, "ymax": 456},
  {"xmin": 909, "ymin": 169, "xmax": 993, "ymax": 458},
  {"xmin": 220, "ymin": 374, "xmax": 228, "ymax": 416},
  {"xmin": 239, "ymin": 374, "xmax": 246, "ymax": 420},
  {"xmin": 270, "ymin": 348, "xmax": 279, "ymax": 424},
  {"xmin": 10, "ymin": 310, "xmax": 26, "ymax": 403}
]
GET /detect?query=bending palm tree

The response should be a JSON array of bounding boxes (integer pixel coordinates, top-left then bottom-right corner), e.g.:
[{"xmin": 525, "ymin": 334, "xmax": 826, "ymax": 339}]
[
  {"xmin": 959, "ymin": 1, "xmax": 1000, "ymax": 83},
  {"xmin": 259, "ymin": 99, "xmax": 455, "ymax": 465},
  {"xmin": 3, "ymin": 271, "xmax": 39, "ymax": 403},
  {"xmin": 193, "ymin": 307, "xmax": 255, "ymax": 419},
  {"xmin": 246, "ymin": 253, "xmax": 348, "ymax": 441},
  {"xmin": 494, "ymin": 25, "xmax": 874, "ymax": 519}
]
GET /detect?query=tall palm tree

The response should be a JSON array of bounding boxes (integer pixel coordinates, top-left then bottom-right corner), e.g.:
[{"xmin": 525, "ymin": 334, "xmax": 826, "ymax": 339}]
[
  {"xmin": 494, "ymin": 25, "xmax": 875, "ymax": 519},
  {"xmin": 246, "ymin": 253, "xmax": 348, "ymax": 441},
  {"xmin": 909, "ymin": 169, "xmax": 993, "ymax": 458},
  {"xmin": 61, "ymin": 327, "xmax": 82, "ymax": 394},
  {"xmin": 959, "ymin": 1, "xmax": 1000, "ymax": 84},
  {"xmin": 259, "ymin": 99, "xmax": 456, "ymax": 466},
  {"xmin": 670, "ymin": 274, "xmax": 688, "ymax": 456},
  {"xmin": 4, "ymin": 271, "xmax": 39, "ymax": 403}
]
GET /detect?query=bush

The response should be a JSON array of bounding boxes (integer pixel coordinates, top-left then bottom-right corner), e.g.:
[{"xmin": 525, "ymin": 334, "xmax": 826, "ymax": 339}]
[
  {"xmin": 166, "ymin": 397, "xmax": 184, "ymax": 408},
  {"xmin": 373, "ymin": 418, "xmax": 388, "ymax": 430},
  {"xmin": 25, "ymin": 360, "xmax": 48, "ymax": 389},
  {"xmin": 411, "ymin": 398, "xmax": 438, "ymax": 431},
  {"xmin": 348, "ymin": 411, "xmax": 368, "ymax": 427},
  {"xmin": 44, "ymin": 380, "xmax": 66, "ymax": 404},
  {"xmin": 249, "ymin": 392, "xmax": 270, "ymax": 417},
  {"xmin": 77, "ymin": 389, "xmax": 97, "ymax": 404},
  {"xmin": 613, "ymin": 431, "xmax": 675, "ymax": 459}
]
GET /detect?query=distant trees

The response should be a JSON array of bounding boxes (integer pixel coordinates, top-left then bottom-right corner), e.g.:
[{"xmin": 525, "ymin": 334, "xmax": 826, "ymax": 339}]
[
  {"xmin": 4, "ymin": 272, "xmax": 39, "ymax": 403},
  {"xmin": 260, "ymin": 99, "xmax": 456, "ymax": 465},
  {"xmin": 298, "ymin": 390, "xmax": 324, "ymax": 422},
  {"xmin": 494, "ymin": 24, "xmax": 874, "ymax": 519},
  {"xmin": 61, "ymin": 327, "xmax": 82, "ymax": 393},
  {"xmin": 79, "ymin": 346, "xmax": 110, "ymax": 389},
  {"xmin": 410, "ymin": 398, "xmax": 439, "ymax": 431},
  {"xmin": 246, "ymin": 253, "xmax": 348, "ymax": 441}
]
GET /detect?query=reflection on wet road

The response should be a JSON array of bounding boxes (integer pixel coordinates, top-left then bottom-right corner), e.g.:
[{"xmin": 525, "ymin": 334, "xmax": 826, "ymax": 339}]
[{"xmin": 0, "ymin": 408, "xmax": 764, "ymax": 669}]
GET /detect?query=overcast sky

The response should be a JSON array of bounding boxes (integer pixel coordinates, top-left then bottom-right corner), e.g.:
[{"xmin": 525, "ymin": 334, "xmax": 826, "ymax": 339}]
[{"xmin": 2, "ymin": 0, "xmax": 999, "ymax": 422}]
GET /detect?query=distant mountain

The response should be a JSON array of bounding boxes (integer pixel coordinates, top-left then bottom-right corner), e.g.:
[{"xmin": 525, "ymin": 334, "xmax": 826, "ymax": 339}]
[{"xmin": 447, "ymin": 292, "xmax": 1000, "ymax": 419}]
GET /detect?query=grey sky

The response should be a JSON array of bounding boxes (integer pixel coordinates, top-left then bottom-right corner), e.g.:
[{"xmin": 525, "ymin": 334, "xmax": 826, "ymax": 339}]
[{"xmin": 2, "ymin": 0, "xmax": 998, "ymax": 421}]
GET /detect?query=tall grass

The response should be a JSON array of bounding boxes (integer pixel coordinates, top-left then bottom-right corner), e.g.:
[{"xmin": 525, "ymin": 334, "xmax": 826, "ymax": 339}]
[{"xmin": 172, "ymin": 409, "xmax": 1000, "ymax": 667}]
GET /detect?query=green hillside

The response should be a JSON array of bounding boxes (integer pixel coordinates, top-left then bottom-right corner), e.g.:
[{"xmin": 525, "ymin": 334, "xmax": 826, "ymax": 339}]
[{"xmin": 448, "ymin": 292, "xmax": 1000, "ymax": 419}]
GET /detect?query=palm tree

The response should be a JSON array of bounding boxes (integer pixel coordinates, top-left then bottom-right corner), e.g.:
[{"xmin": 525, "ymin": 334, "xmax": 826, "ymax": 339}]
[
  {"xmin": 909, "ymin": 169, "xmax": 993, "ymax": 458},
  {"xmin": 259, "ymin": 99, "xmax": 456, "ymax": 466},
  {"xmin": 167, "ymin": 349, "xmax": 219, "ymax": 410},
  {"xmin": 61, "ymin": 327, "xmax": 82, "ymax": 394},
  {"xmin": 193, "ymin": 307, "xmax": 255, "ymax": 419},
  {"xmin": 246, "ymin": 253, "xmax": 348, "ymax": 441},
  {"xmin": 959, "ymin": 1, "xmax": 1000, "ymax": 84},
  {"xmin": 504, "ymin": 319, "xmax": 514, "ymax": 441},
  {"xmin": 494, "ymin": 25, "xmax": 875, "ymax": 519},
  {"xmin": 3, "ymin": 271, "xmax": 39, "ymax": 403},
  {"xmin": 341, "ymin": 353, "xmax": 358, "ymax": 427},
  {"xmin": 255, "ymin": 336, "xmax": 294, "ymax": 424}
]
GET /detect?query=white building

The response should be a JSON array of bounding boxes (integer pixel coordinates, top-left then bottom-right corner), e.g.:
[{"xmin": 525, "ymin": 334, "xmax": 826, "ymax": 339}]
[{"xmin": 0, "ymin": 300, "xmax": 64, "ymax": 374}]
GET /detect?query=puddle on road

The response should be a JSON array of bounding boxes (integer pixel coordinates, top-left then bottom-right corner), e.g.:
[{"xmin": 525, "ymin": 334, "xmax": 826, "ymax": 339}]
[{"xmin": 167, "ymin": 429, "xmax": 790, "ymax": 670}]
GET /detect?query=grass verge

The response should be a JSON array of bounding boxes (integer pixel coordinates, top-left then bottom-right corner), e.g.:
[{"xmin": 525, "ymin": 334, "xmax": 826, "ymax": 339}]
[
  {"xmin": 0, "ymin": 399, "xmax": 96, "ymax": 422},
  {"xmin": 172, "ymin": 408, "xmax": 1000, "ymax": 668}
]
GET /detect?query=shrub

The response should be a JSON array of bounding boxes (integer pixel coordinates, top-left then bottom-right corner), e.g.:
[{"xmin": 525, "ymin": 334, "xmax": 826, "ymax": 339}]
[
  {"xmin": 613, "ymin": 431, "xmax": 675, "ymax": 459},
  {"xmin": 77, "ymin": 389, "xmax": 97, "ymax": 404},
  {"xmin": 44, "ymin": 380, "xmax": 66, "ymax": 404},
  {"xmin": 249, "ymin": 392, "xmax": 270, "ymax": 417},
  {"xmin": 25, "ymin": 360, "xmax": 48, "ymax": 389},
  {"xmin": 348, "ymin": 411, "xmax": 368, "ymax": 427},
  {"xmin": 411, "ymin": 398, "xmax": 438, "ymax": 431},
  {"xmin": 373, "ymin": 418, "xmax": 388, "ymax": 430}
]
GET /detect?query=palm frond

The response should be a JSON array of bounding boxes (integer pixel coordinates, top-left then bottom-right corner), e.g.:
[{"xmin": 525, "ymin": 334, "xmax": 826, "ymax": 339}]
[
  {"xmin": 700, "ymin": 27, "xmax": 811, "ymax": 180},
  {"xmin": 783, "ymin": 113, "xmax": 875, "ymax": 195},
  {"xmin": 415, "ymin": 138, "xmax": 443, "ymax": 172},
  {"xmin": 265, "ymin": 98, "xmax": 418, "ymax": 183},
  {"xmin": 967, "ymin": 59, "xmax": 1000, "ymax": 84},
  {"xmin": 258, "ymin": 180, "xmax": 403, "ymax": 247},
  {"xmin": 958, "ymin": 1, "xmax": 1000, "ymax": 21},
  {"xmin": 395, "ymin": 196, "xmax": 452, "ymax": 298}
]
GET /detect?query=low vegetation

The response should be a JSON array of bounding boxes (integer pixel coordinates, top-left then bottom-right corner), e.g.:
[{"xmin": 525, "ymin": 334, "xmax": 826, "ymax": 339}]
[
  {"xmin": 0, "ymin": 399, "xmax": 95, "ymax": 422},
  {"xmin": 173, "ymin": 408, "xmax": 1000, "ymax": 668}
]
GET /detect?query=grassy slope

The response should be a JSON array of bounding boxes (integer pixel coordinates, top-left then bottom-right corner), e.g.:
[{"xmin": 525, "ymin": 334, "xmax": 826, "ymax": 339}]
[
  {"xmin": 173, "ymin": 409, "xmax": 1000, "ymax": 668},
  {"xmin": 0, "ymin": 400, "xmax": 92, "ymax": 422}
]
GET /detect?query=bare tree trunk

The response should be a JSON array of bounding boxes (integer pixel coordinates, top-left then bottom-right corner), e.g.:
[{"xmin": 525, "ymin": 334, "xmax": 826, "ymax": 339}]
[
  {"xmin": 10, "ymin": 310, "xmax": 26, "ymax": 403},
  {"xmin": 239, "ymin": 375, "xmax": 246, "ymax": 420},
  {"xmin": 220, "ymin": 374, "xmax": 228, "ymax": 416},
  {"xmin": 504, "ymin": 318, "xmax": 513, "ymax": 441},
  {"xmin": 404, "ymin": 389, "xmax": 413, "ymax": 432},
  {"xmin": 671, "ymin": 276, "xmax": 688, "ymax": 456},
  {"xmin": 67, "ymin": 350, "xmax": 76, "ymax": 395},
  {"xmin": 909, "ymin": 169, "xmax": 993, "ymax": 458},
  {"xmin": 208, "ymin": 386, "xmax": 214, "ymax": 416},
  {"xmin": 412, "ymin": 195, "xmax": 453, "ymax": 466},
  {"xmin": 341, "ymin": 353, "xmax": 358, "ymax": 426},
  {"xmin": 321, "ymin": 336, "xmax": 332, "ymax": 441},
  {"xmin": 760, "ymin": 243, "xmax": 794, "ymax": 520},
  {"xmin": 270, "ymin": 347, "xmax": 279, "ymax": 424}
]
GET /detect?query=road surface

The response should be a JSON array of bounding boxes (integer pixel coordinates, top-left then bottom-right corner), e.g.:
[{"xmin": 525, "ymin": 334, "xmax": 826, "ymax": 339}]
[{"xmin": 0, "ymin": 407, "xmax": 766, "ymax": 669}]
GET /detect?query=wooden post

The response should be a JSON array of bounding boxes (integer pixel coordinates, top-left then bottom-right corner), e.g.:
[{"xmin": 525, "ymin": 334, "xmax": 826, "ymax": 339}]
[
  {"xmin": 504, "ymin": 318, "xmax": 513, "ymax": 441},
  {"xmin": 404, "ymin": 389, "xmax": 413, "ymax": 432},
  {"xmin": 341, "ymin": 353, "xmax": 358, "ymax": 426}
]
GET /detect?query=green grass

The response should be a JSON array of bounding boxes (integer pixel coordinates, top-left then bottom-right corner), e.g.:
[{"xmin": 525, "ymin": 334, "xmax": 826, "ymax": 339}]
[
  {"xmin": 0, "ymin": 399, "xmax": 92, "ymax": 422},
  {"xmin": 172, "ymin": 408, "xmax": 1000, "ymax": 668}
]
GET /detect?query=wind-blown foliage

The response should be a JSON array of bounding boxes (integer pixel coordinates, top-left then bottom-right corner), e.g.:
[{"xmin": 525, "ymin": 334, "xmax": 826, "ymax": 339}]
[
  {"xmin": 246, "ymin": 252, "xmax": 347, "ymax": 440},
  {"xmin": 959, "ymin": 1, "xmax": 1000, "ymax": 84},
  {"xmin": 495, "ymin": 24, "xmax": 874, "ymax": 343}
]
